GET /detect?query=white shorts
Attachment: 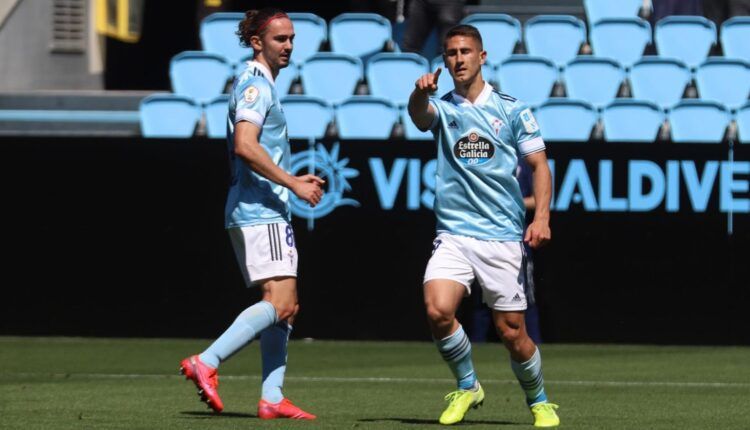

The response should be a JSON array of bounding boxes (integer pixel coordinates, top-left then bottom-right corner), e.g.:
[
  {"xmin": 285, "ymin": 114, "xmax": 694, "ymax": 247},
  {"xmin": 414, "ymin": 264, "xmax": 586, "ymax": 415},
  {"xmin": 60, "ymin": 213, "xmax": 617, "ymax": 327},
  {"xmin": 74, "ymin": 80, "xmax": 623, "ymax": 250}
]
[
  {"xmin": 228, "ymin": 223, "xmax": 298, "ymax": 287},
  {"xmin": 423, "ymin": 233, "xmax": 527, "ymax": 311}
]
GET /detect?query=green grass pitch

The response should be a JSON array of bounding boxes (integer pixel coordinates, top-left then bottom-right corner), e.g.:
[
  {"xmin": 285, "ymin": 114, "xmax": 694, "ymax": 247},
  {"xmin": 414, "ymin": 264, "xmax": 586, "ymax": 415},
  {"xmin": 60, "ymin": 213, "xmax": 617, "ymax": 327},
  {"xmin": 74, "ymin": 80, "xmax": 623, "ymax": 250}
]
[{"xmin": 1, "ymin": 337, "xmax": 749, "ymax": 429}]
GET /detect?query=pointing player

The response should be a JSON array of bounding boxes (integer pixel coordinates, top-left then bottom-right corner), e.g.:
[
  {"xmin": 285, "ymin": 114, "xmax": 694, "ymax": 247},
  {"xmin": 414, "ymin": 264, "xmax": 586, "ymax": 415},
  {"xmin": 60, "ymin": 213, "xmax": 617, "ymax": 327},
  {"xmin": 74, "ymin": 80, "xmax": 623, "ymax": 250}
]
[
  {"xmin": 408, "ymin": 24, "xmax": 560, "ymax": 427},
  {"xmin": 179, "ymin": 8, "xmax": 319, "ymax": 420}
]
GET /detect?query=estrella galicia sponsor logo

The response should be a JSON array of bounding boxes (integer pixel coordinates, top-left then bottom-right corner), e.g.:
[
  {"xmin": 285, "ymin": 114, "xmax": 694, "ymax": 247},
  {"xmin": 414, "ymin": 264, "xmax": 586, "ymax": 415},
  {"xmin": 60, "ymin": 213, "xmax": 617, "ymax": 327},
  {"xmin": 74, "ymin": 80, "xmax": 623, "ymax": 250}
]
[
  {"xmin": 453, "ymin": 131, "xmax": 494, "ymax": 166},
  {"xmin": 289, "ymin": 143, "xmax": 360, "ymax": 227}
]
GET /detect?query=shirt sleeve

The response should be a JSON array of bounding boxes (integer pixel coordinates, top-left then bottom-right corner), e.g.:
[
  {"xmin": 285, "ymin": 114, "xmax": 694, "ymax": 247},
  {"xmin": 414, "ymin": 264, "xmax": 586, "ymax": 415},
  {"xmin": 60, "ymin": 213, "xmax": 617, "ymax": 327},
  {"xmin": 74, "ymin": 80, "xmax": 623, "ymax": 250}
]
[
  {"xmin": 234, "ymin": 77, "xmax": 272, "ymax": 127},
  {"xmin": 511, "ymin": 103, "xmax": 546, "ymax": 156},
  {"xmin": 427, "ymin": 97, "xmax": 441, "ymax": 130}
]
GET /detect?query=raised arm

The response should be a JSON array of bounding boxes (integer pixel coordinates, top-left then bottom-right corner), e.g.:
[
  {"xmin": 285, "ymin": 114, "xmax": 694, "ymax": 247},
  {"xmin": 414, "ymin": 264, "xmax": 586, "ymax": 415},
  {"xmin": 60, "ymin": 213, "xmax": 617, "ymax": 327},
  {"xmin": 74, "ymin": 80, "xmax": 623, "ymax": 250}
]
[
  {"xmin": 407, "ymin": 68, "xmax": 441, "ymax": 131},
  {"xmin": 522, "ymin": 150, "xmax": 552, "ymax": 248},
  {"xmin": 234, "ymin": 121, "xmax": 324, "ymax": 206}
]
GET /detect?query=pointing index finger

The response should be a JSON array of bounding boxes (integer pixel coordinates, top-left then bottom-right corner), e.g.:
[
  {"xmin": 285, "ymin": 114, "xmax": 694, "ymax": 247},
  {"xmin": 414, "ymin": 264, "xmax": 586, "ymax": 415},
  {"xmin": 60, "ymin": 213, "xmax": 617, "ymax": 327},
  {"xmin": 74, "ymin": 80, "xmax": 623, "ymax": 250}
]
[{"xmin": 433, "ymin": 67, "xmax": 442, "ymax": 84}]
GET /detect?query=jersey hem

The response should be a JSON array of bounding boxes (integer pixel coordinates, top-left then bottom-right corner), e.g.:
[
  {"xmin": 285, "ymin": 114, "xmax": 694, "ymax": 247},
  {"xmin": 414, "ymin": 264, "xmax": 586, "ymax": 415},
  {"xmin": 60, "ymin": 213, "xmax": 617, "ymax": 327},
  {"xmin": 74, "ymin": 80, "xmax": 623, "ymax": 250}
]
[
  {"xmin": 226, "ymin": 219, "xmax": 290, "ymax": 229},
  {"xmin": 436, "ymin": 230, "xmax": 523, "ymax": 242}
]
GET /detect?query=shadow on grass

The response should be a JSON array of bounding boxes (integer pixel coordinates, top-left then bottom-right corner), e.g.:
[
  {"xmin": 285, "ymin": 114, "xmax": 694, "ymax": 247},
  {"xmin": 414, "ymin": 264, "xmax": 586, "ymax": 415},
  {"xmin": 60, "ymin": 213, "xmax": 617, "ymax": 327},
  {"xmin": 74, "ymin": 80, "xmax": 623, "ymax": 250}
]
[
  {"xmin": 358, "ymin": 417, "xmax": 519, "ymax": 426},
  {"xmin": 180, "ymin": 411, "xmax": 256, "ymax": 419}
]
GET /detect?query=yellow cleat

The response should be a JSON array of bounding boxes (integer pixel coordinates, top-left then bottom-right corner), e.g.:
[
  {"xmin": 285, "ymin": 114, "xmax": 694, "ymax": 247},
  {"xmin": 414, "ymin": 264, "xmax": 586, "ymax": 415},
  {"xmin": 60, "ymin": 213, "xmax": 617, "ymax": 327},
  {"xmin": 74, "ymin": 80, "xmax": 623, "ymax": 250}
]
[
  {"xmin": 438, "ymin": 383, "xmax": 485, "ymax": 425},
  {"xmin": 531, "ymin": 402, "xmax": 560, "ymax": 427}
]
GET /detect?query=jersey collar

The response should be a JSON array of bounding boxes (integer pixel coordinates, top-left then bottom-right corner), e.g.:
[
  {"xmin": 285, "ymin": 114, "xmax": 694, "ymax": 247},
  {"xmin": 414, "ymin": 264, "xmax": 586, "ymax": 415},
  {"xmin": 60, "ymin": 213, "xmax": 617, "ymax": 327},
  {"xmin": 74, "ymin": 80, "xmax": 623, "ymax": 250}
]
[
  {"xmin": 246, "ymin": 60, "xmax": 275, "ymax": 86},
  {"xmin": 451, "ymin": 80, "xmax": 493, "ymax": 106}
]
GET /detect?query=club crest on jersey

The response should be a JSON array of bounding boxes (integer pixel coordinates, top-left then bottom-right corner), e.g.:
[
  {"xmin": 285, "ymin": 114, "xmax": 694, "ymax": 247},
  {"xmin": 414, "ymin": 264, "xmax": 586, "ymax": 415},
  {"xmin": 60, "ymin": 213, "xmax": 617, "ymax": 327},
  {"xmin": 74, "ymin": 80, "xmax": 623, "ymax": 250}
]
[
  {"xmin": 453, "ymin": 131, "xmax": 494, "ymax": 166},
  {"xmin": 491, "ymin": 118, "xmax": 504, "ymax": 136},
  {"xmin": 244, "ymin": 86, "xmax": 259, "ymax": 103}
]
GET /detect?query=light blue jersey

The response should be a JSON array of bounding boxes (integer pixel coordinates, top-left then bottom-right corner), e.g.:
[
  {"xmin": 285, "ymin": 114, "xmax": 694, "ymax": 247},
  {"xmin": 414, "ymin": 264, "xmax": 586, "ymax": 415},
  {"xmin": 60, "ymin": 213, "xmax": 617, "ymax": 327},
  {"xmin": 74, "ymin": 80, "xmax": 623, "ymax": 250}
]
[
  {"xmin": 225, "ymin": 61, "xmax": 291, "ymax": 228},
  {"xmin": 427, "ymin": 81, "xmax": 545, "ymax": 241}
]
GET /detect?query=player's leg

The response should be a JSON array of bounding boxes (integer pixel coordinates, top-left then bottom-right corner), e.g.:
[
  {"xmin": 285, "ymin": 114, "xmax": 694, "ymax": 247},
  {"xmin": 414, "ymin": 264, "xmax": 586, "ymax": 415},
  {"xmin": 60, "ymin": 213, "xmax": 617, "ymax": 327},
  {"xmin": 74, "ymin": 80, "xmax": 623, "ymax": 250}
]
[
  {"xmin": 256, "ymin": 277, "xmax": 315, "ymax": 420},
  {"xmin": 423, "ymin": 235, "xmax": 483, "ymax": 425}
]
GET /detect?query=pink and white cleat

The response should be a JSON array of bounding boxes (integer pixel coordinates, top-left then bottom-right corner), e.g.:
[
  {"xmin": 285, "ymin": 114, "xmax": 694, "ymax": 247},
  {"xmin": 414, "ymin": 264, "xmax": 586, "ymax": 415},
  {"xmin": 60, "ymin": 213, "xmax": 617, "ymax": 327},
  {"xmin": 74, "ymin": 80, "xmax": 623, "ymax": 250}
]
[
  {"xmin": 179, "ymin": 355, "xmax": 224, "ymax": 413},
  {"xmin": 257, "ymin": 398, "xmax": 316, "ymax": 420}
]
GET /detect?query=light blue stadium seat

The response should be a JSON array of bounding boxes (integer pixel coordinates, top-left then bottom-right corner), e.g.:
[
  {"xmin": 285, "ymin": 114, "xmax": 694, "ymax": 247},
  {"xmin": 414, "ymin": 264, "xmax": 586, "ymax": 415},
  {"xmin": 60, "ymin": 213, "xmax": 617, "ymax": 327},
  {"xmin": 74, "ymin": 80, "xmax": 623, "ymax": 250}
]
[
  {"xmin": 721, "ymin": 17, "xmax": 750, "ymax": 63},
  {"xmin": 431, "ymin": 57, "xmax": 494, "ymax": 93},
  {"xmin": 524, "ymin": 15, "xmax": 587, "ymax": 68},
  {"xmin": 535, "ymin": 99, "xmax": 598, "ymax": 141},
  {"xmin": 204, "ymin": 95, "xmax": 229, "ymax": 139},
  {"xmin": 288, "ymin": 13, "xmax": 327, "ymax": 64},
  {"xmin": 495, "ymin": 55, "xmax": 557, "ymax": 107},
  {"xmin": 140, "ymin": 94, "xmax": 201, "ymax": 138},
  {"xmin": 736, "ymin": 102, "xmax": 750, "ymax": 144},
  {"xmin": 602, "ymin": 99, "xmax": 664, "ymax": 142},
  {"xmin": 368, "ymin": 53, "xmax": 429, "ymax": 106},
  {"xmin": 236, "ymin": 58, "xmax": 298, "ymax": 97},
  {"xmin": 590, "ymin": 18, "xmax": 651, "ymax": 69},
  {"xmin": 629, "ymin": 57, "xmax": 691, "ymax": 109},
  {"xmin": 695, "ymin": 58, "xmax": 750, "ymax": 110},
  {"xmin": 281, "ymin": 96, "xmax": 334, "ymax": 140},
  {"xmin": 300, "ymin": 53, "xmax": 362, "ymax": 105},
  {"xmin": 335, "ymin": 96, "xmax": 398, "ymax": 139},
  {"xmin": 460, "ymin": 14, "xmax": 522, "ymax": 65},
  {"xmin": 200, "ymin": 13, "xmax": 248, "ymax": 64},
  {"xmin": 401, "ymin": 108, "xmax": 433, "ymax": 141},
  {"xmin": 584, "ymin": 0, "xmax": 642, "ymax": 25},
  {"xmin": 170, "ymin": 51, "xmax": 233, "ymax": 104},
  {"xmin": 563, "ymin": 57, "xmax": 625, "ymax": 109},
  {"xmin": 329, "ymin": 13, "xmax": 392, "ymax": 58},
  {"xmin": 655, "ymin": 16, "xmax": 716, "ymax": 69},
  {"xmin": 669, "ymin": 100, "xmax": 730, "ymax": 143}
]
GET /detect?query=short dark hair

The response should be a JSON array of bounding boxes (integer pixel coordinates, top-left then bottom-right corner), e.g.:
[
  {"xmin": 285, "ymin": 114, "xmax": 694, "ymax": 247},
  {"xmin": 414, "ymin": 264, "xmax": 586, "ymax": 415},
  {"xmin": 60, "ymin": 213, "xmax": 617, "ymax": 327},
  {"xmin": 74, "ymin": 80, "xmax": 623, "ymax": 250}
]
[
  {"xmin": 444, "ymin": 24, "xmax": 483, "ymax": 50},
  {"xmin": 237, "ymin": 7, "xmax": 288, "ymax": 47}
]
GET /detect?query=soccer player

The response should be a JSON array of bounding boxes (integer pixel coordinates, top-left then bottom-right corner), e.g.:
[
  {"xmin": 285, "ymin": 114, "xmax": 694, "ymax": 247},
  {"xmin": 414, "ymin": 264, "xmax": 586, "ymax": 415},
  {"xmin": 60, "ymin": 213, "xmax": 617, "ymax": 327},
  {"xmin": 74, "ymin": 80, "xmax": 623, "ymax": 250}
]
[
  {"xmin": 179, "ymin": 8, "xmax": 320, "ymax": 420},
  {"xmin": 408, "ymin": 24, "xmax": 560, "ymax": 427}
]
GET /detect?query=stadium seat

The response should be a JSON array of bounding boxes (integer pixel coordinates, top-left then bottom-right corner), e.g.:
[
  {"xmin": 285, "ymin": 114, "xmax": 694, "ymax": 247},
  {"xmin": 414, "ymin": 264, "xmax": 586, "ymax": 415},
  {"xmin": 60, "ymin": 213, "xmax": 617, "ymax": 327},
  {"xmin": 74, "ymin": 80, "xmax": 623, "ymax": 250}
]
[
  {"xmin": 695, "ymin": 57, "xmax": 750, "ymax": 110},
  {"xmin": 584, "ymin": 0, "xmax": 642, "ymax": 25},
  {"xmin": 721, "ymin": 17, "xmax": 750, "ymax": 63},
  {"xmin": 335, "ymin": 96, "xmax": 398, "ymax": 139},
  {"xmin": 281, "ymin": 96, "xmax": 334, "ymax": 140},
  {"xmin": 288, "ymin": 13, "xmax": 327, "ymax": 64},
  {"xmin": 431, "ymin": 57, "xmax": 494, "ymax": 93},
  {"xmin": 300, "ymin": 53, "xmax": 363, "ymax": 105},
  {"xmin": 459, "ymin": 14, "xmax": 522, "ymax": 65},
  {"xmin": 589, "ymin": 18, "xmax": 652, "ymax": 69},
  {"xmin": 140, "ymin": 94, "xmax": 201, "ymax": 138},
  {"xmin": 524, "ymin": 15, "xmax": 587, "ymax": 68},
  {"xmin": 736, "ymin": 102, "xmax": 750, "ymax": 144},
  {"xmin": 535, "ymin": 99, "xmax": 598, "ymax": 141},
  {"xmin": 329, "ymin": 13, "xmax": 392, "ymax": 58},
  {"xmin": 495, "ymin": 55, "xmax": 557, "ymax": 107},
  {"xmin": 601, "ymin": 99, "xmax": 664, "ymax": 142},
  {"xmin": 654, "ymin": 16, "xmax": 716, "ymax": 69},
  {"xmin": 237, "ymin": 58, "xmax": 298, "ymax": 97},
  {"xmin": 204, "ymin": 95, "xmax": 229, "ymax": 139},
  {"xmin": 367, "ymin": 53, "xmax": 429, "ymax": 106},
  {"xmin": 200, "ymin": 13, "xmax": 248, "ymax": 64},
  {"xmin": 401, "ymin": 108, "xmax": 433, "ymax": 140},
  {"xmin": 629, "ymin": 57, "xmax": 691, "ymax": 109},
  {"xmin": 170, "ymin": 51, "xmax": 233, "ymax": 104},
  {"xmin": 563, "ymin": 57, "xmax": 625, "ymax": 109},
  {"xmin": 669, "ymin": 100, "xmax": 731, "ymax": 143}
]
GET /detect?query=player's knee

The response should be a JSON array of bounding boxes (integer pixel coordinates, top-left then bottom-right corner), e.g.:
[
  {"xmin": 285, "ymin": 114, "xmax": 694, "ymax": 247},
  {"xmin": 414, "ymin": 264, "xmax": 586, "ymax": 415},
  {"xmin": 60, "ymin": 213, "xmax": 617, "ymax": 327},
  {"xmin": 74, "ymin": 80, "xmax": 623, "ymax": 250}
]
[
  {"xmin": 425, "ymin": 303, "xmax": 453, "ymax": 329},
  {"xmin": 498, "ymin": 325, "xmax": 523, "ymax": 346},
  {"xmin": 273, "ymin": 303, "xmax": 297, "ymax": 321}
]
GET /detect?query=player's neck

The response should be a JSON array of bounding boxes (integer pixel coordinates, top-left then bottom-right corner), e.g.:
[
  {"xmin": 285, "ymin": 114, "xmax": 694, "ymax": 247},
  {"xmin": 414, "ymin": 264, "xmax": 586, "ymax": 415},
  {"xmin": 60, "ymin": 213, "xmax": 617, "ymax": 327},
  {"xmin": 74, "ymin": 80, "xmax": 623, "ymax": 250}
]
[
  {"xmin": 252, "ymin": 55, "xmax": 279, "ymax": 80},
  {"xmin": 454, "ymin": 76, "xmax": 485, "ymax": 103}
]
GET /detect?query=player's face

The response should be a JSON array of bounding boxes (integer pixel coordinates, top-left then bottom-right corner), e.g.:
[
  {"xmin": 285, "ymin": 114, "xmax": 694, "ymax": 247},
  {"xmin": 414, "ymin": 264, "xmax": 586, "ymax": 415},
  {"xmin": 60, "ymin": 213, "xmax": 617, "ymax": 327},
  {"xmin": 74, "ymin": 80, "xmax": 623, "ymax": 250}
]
[
  {"xmin": 443, "ymin": 35, "xmax": 486, "ymax": 85},
  {"xmin": 254, "ymin": 17, "xmax": 294, "ymax": 70}
]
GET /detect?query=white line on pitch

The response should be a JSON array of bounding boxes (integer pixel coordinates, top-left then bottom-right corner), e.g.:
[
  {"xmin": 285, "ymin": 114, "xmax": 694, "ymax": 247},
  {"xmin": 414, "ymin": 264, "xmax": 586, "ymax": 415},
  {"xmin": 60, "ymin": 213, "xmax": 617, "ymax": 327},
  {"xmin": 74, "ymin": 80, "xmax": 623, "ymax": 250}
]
[{"xmin": 3, "ymin": 372, "xmax": 750, "ymax": 389}]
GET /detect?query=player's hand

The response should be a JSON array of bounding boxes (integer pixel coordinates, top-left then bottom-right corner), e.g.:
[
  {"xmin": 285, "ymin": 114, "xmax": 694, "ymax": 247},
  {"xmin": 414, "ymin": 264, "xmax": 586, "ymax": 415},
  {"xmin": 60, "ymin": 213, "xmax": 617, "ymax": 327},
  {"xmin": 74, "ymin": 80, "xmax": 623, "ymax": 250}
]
[
  {"xmin": 524, "ymin": 219, "xmax": 551, "ymax": 249},
  {"xmin": 414, "ymin": 68, "xmax": 441, "ymax": 94},
  {"xmin": 292, "ymin": 174, "xmax": 325, "ymax": 207}
]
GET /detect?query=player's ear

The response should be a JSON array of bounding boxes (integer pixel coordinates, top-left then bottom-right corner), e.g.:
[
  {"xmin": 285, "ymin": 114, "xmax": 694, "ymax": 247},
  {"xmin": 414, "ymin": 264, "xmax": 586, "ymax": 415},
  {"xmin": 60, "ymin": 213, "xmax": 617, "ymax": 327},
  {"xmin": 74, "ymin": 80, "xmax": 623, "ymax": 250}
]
[
  {"xmin": 250, "ymin": 34, "xmax": 263, "ymax": 52},
  {"xmin": 479, "ymin": 49, "xmax": 487, "ymax": 65}
]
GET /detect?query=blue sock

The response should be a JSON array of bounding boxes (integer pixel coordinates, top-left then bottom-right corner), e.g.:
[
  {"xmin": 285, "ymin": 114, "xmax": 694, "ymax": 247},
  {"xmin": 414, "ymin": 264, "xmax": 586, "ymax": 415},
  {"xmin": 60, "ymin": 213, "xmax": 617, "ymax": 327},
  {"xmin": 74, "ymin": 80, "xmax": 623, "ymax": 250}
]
[
  {"xmin": 436, "ymin": 325, "xmax": 477, "ymax": 390},
  {"xmin": 199, "ymin": 301, "xmax": 277, "ymax": 368},
  {"xmin": 511, "ymin": 347, "xmax": 548, "ymax": 406},
  {"xmin": 260, "ymin": 321, "xmax": 292, "ymax": 403}
]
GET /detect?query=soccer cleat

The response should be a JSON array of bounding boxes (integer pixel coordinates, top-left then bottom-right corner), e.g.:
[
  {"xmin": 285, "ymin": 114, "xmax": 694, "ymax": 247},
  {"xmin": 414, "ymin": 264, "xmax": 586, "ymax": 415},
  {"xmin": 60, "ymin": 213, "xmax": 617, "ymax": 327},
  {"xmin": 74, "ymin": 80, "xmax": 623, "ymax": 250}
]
[
  {"xmin": 530, "ymin": 402, "xmax": 560, "ymax": 427},
  {"xmin": 257, "ymin": 398, "xmax": 316, "ymax": 420},
  {"xmin": 179, "ymin": 355, "xmax": 224, "ymax": 413},
  {"xmin": 438, "ymin": 383, "xmax": 485, "ymax": 425}
]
